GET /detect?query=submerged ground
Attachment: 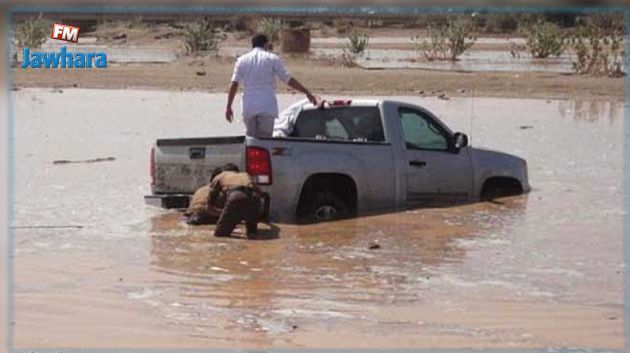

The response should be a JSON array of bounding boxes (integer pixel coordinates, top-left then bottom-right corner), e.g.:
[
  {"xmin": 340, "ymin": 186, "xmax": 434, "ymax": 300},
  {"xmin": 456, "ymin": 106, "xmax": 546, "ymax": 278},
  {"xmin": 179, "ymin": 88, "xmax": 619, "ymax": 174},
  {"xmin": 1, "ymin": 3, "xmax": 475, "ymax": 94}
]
[{"xmin": 9, "ymin": 89, "xmax": 623, "ymax": 349}]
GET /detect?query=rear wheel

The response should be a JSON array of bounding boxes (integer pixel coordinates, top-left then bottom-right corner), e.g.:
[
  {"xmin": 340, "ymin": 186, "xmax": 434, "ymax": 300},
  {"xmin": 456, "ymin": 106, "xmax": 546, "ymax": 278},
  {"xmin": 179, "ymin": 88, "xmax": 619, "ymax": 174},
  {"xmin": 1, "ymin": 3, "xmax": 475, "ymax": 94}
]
[{"xmin": 298, "ymin": 191, "xmax": 350, "ymax": 223}]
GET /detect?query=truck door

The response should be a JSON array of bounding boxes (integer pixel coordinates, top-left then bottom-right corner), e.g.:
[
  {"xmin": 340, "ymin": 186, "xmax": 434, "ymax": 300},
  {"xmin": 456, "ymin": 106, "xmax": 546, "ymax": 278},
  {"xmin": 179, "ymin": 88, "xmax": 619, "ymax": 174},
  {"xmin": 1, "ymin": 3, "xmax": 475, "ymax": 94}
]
[{"xmin": 398, "ymin": 107, "xmax": 473, "ymax": 205}]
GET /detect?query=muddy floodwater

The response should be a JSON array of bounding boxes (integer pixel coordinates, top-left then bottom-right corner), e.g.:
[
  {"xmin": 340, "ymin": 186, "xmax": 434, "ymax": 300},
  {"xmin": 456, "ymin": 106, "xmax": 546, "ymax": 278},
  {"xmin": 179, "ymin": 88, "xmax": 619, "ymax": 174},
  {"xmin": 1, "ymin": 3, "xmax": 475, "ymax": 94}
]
[{"xmin": 11, "ymin": 89, "xmax": 623, "ymax": 349}]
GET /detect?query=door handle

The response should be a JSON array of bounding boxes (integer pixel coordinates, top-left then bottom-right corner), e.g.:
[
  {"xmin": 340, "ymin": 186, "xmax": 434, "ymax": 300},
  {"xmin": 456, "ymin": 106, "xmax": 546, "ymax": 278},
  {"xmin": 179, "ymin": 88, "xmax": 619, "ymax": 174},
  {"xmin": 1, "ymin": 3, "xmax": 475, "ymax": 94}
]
[
  {"xmin": 409, "ymin": 160, "xmax": 427, "ymax": 168},
  {"xmin": 189, "ymin": 147, "xmax": 206, "ymax": 159}
]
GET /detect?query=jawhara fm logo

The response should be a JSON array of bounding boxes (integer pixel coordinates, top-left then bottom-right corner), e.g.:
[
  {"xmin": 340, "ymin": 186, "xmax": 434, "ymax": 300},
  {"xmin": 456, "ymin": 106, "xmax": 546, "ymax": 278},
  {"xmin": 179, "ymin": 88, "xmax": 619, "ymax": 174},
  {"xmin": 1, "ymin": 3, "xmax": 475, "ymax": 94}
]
[{"xmin": 20, "ymin": 23, "xmax": 108, "ymax": 69}]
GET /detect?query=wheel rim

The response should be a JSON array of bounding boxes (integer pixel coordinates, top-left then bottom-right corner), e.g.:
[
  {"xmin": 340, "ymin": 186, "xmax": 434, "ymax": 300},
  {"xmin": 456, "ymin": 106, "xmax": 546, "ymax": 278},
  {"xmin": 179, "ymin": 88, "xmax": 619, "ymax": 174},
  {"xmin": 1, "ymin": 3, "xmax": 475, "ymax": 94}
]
[{"xmin": 314, "ymin": 205, "xmax": 338, "ymax": 221}]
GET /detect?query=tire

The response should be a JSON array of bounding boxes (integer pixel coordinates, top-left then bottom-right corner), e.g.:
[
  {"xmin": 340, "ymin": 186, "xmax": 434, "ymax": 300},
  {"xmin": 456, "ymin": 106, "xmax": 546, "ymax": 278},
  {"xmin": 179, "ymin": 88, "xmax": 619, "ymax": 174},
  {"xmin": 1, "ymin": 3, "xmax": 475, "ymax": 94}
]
[
  {"xmin": 480, "ymin": 183, "xmax": 522, "ymax": 201},
  {"xmin": 298, "ymin": 190, "xmax": 350, "ymax": 223}
]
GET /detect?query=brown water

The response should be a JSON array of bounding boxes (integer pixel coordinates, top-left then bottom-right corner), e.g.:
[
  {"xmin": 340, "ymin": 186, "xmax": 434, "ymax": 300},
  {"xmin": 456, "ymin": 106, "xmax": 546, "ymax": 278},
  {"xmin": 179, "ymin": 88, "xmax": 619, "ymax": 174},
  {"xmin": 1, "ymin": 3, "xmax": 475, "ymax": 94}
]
[{"xmin": 11, "ymin": 89, "xmax": 623, "ymax": 349}]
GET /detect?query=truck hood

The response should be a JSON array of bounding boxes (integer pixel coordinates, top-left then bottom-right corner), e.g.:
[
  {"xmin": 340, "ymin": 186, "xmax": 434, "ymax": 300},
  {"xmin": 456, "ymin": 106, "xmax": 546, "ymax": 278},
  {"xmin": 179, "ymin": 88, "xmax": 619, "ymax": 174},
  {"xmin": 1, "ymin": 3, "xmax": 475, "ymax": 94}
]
[
  {"xmin": 471, "ymin": 147, "xmax": 526, "ymax": 165},
  {"xmin": 469, "ymin": 147, "xmax": 530, "ymax": 192}
]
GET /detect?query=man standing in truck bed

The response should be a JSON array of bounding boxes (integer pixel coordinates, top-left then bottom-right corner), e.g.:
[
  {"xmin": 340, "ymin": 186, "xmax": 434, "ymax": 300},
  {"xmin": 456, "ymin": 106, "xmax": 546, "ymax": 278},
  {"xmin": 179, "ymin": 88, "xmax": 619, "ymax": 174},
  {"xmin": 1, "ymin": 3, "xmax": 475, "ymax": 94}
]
[
  {"xmin": 225, "ymin": 33, "xmax": 320, "ymax": 138},
  {"xmin": 208, "ymin": 166, "xmax": 262, "ymax": 238}
]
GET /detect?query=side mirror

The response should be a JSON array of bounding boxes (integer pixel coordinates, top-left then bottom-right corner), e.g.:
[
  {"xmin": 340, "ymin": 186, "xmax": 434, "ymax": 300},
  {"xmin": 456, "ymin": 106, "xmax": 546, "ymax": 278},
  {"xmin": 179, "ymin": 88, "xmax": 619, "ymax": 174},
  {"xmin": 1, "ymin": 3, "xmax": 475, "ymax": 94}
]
[{"xmin": 453, "ymin": 132, "xmax": 469, "ymax": 151}]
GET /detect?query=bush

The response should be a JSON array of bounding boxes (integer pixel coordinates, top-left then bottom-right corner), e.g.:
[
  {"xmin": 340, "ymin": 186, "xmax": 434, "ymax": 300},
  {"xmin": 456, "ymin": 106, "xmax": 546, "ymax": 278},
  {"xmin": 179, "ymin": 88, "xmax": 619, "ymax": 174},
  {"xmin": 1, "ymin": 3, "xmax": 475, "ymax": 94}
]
[
  {"xmin": 483, "ymin": 13, "xmax": 519, "ymax": 34},
  {"xmin": 568, "ymin": 17, "xmax": 624, "ymax": 77},
  {"xmin": 181, "ymin": 19, "xmax": 220, "ymax": 54},
  {"xmin": 258, "ymin": 18, "xmax": 283, "ymax": 41},
  {"xmin": 524, "ymin": 21, "xmax": 566, "ymax": 58},
  {"xmin": 412, "ymin": 16, "xmax": 476, "ymax": 61},
  {"xmin": 346, "ymin": 30, "xmax": 369, "ymax": 54},
  {"xmin": 14, "ymin": 14, "xmax": 49, "ymax": 49},
  {"xmin": 13, "ymin": 14, "xmax": 49, "ymax": 65}
]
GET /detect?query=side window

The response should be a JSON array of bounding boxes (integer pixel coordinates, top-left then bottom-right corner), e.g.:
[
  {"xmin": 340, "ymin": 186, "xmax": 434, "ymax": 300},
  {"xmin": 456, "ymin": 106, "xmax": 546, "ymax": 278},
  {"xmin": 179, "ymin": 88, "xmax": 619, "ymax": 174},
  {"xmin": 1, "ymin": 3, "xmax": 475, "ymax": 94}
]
[{"xmin": 399, "ymin": 108, "xmax": 449, "ymax": 151}]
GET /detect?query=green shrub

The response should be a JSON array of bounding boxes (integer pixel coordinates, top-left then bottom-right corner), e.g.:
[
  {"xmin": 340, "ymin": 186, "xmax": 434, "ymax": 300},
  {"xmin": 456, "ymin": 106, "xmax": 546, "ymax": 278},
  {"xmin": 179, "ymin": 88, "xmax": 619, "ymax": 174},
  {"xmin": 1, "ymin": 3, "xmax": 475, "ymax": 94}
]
[
  {"xmin": 412, "ymin": 30, "xmax": 447, "ymax": 61},
  {"xmin": 346, "ymin": 30, "xmax": 369, "ymax": 54},
  {"xmin": 258, "ymin": 18, "xmax": 283, "ymax": 41},
  {"xmin": 568, "ymin": 17, "xmax": 624, "ymax": 77},
  {"xmin": 14, "ymin": 14, "xmax": 49, "ymax": 49},
  {"xmin": 413, "ymin": 16, "xmax": 476, "ymax": 61},
  {"xmin": 524, "ymin": 21, "xmax": 566, "ymax": 58},
  {"xmin": 13, "ymin": 14, "xmax": 49, "ymax": 65},
  {"xmin": 182, "ymin": 19, "xmax": 220, "ymax": 54}
]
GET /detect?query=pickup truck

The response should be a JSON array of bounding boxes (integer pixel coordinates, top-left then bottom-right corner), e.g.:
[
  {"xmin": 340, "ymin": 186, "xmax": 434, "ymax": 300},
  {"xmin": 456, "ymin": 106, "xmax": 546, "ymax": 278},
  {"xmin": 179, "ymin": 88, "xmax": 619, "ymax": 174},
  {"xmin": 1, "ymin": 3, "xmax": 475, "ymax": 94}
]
[{"xmin": 145, "ymin": 99, "xmax": 530, "ymax": 223}]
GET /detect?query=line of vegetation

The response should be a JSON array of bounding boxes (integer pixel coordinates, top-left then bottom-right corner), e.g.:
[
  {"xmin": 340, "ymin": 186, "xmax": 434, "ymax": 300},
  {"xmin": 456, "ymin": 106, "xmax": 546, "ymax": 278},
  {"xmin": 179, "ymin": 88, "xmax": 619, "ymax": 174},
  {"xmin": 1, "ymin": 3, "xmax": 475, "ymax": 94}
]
[{"xmin": 11, "ymin": 13, "xmax": 625, "ymax": 78}]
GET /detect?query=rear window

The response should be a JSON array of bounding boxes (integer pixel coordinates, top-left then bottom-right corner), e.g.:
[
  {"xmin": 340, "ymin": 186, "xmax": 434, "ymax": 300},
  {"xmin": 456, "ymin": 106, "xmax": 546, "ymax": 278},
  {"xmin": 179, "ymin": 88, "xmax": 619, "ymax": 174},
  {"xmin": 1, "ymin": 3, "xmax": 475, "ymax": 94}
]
[{"xmin": 291, "ymin": 107, "xmax": 385, "ymax": 142}]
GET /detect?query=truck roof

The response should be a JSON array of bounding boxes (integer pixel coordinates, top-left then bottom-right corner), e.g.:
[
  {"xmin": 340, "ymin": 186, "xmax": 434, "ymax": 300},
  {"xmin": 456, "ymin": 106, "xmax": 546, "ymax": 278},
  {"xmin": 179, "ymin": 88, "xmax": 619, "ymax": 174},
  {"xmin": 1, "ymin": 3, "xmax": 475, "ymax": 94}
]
[{"xmin": 300, "ymin": 99, "xmax": 380, "ymax": 111}]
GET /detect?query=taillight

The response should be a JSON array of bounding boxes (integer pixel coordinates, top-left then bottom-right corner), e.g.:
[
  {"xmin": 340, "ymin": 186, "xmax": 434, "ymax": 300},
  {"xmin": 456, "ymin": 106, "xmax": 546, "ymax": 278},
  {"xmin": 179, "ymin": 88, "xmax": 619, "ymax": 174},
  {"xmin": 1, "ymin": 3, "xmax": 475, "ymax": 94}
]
[
  {"xmin": 331, "ymin": 99, "xmax": 352, "ymax": 106},
  {"xmin": 150, "ymin": 147, "xmax": 156, "ymax": 186},
  {"xmin": 246, "ymin": 146, "xmax": 272, "ymax": 185}
]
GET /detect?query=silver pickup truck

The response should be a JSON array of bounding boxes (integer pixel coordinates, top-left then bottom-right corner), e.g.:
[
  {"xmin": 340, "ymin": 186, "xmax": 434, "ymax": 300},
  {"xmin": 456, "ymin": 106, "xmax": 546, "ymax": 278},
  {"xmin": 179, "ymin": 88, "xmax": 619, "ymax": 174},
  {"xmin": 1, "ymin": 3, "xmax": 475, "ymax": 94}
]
[{"xmin": 145, "ymin": 99, "xmax": 530, "ymax": 223}]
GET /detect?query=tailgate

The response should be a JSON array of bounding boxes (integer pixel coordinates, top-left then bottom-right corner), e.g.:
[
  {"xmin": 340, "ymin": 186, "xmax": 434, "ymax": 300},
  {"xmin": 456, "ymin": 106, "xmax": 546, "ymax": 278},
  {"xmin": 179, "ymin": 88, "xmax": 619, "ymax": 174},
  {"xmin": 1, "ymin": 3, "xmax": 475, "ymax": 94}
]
[{"xmin": 153, "ymin": 136, "xmax": 245, "ymax": 194}]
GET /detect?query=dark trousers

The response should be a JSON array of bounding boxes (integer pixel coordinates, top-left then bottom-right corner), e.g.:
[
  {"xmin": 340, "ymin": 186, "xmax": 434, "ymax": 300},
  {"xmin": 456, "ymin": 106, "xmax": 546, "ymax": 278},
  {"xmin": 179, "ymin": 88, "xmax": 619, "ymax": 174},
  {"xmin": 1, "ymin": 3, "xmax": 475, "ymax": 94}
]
[{"xmin": 214, "ymin": 190, "xmax": 260, "ymax": 238}]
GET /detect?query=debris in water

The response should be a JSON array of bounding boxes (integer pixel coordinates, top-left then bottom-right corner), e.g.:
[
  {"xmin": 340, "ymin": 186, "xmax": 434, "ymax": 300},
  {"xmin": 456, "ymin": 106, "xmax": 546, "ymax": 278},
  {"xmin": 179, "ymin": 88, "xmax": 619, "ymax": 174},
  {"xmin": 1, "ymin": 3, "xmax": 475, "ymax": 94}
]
[
  {"xmin": 519, "ymin": 125, "xmax": 534, "ymax": 130},
  {"xmin": 53, "ymin": 157, "xmax": 116, "ymax": 165},
  {"xmin": 196, "ymin": 71, "xmax": 207, "ymax": 76},
  {"xmin": 437, "ymin": 92, "xmax": 450, "ymax": 100},
  {"xmin": 291, "ymin": 324, "xmax": 298, "ymax": 330},
  {"xmin": 368, "ymin": 241, "xmax": 381, "ymax": 250}
]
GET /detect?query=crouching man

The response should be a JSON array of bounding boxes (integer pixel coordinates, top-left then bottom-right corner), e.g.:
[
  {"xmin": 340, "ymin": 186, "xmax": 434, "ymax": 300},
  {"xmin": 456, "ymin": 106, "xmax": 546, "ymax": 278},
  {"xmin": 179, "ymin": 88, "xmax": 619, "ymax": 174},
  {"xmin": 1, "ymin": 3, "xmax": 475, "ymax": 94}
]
[
  {"xmin": 208, "ymin": 167, "xmax": 261, "ymax": 238},
  {"xmin": 182, "ymin": 166, "xmax": 227, "ymax": 225}
]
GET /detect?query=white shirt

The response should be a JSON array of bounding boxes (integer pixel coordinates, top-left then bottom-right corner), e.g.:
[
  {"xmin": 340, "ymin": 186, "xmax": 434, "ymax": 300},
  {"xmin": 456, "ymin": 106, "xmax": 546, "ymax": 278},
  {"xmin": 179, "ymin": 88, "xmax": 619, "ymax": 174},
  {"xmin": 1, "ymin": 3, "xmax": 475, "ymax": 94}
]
[
  {"xmin": 273, "ymin": 99, "xmax": 310, "ymax": 137},
  {"xmin": 230, "ymin": 47, "xmax": 292, "ymax": 119}
]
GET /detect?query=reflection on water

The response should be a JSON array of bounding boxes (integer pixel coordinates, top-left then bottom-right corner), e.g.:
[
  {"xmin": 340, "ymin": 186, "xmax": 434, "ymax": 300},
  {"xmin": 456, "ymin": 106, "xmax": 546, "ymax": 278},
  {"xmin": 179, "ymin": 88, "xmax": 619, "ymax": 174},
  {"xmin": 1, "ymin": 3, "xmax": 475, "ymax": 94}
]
[
  {"xmin": 11, "ymin": 89, "xmax": 623, "ymax": 348},
  {"xmin": 558, "ymin": 99, "xmax": 623, "ymax": 124}
]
